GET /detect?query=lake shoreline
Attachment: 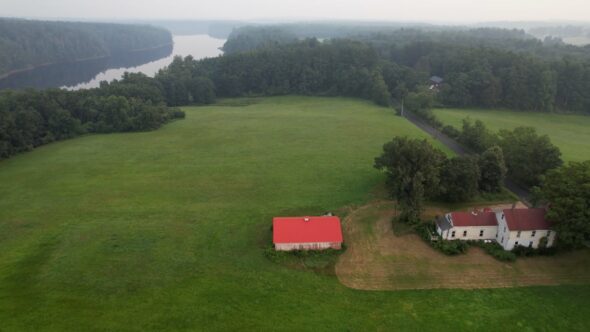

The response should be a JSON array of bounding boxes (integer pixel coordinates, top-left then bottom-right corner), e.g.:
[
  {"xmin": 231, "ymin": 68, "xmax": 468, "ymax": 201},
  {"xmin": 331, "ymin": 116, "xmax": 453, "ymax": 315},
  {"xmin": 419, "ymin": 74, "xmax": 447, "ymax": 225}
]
[{"xmin": 0, "ymin": 42, "xmax": 175, "ymax": 81}]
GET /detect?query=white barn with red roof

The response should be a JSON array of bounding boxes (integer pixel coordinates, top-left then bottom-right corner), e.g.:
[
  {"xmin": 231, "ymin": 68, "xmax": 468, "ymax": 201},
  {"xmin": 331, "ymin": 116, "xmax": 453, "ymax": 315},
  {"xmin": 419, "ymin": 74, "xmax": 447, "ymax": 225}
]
[
  {"xmin": 273, "ymin": 216, "xmax": 343, "ymax": 251},
  {"xmin": 436, "ymin": 208, "xmax": 556, "ymax": 250}
]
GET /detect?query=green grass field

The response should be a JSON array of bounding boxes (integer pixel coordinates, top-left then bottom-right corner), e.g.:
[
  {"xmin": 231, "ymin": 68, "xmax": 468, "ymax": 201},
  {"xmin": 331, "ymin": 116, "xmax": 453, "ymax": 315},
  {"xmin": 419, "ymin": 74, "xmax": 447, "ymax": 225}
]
[
  {"xmin": 434, "ymin": 108, "xmax": 590, "ymax": 162},
  {"xmin": 1, "ymin": 96, "xmax": 589, "ymax": 331}
]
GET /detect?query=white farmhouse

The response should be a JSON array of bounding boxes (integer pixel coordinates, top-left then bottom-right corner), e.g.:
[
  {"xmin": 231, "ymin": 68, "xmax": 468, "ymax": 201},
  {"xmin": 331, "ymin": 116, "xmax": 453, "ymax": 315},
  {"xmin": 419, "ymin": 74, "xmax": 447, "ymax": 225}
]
[
  {"xmin": 495, "ymin": 208, "xmax": 556, "ymax": 250},
  {"xmin": 436, "ymin": 210, "xmax": 498, "ymax": 241},
  {"xmin": 436, "ymin": 208, "xmax": 556, "ymax": 251}
]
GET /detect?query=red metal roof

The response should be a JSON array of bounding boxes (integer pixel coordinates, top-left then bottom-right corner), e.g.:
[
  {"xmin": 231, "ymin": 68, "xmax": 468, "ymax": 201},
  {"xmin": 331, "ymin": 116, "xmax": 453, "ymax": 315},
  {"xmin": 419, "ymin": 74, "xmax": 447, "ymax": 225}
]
[
  {"xmin": 450, "ymin": 211, "xmax": 498, "ymax": 227},
  {"xmin": 503, "ymin": 208, "xmax": 551, "ymax": 231},
  {"xmin": 273, "ymin": 216, "xmax": 343, "ymax": 244}
]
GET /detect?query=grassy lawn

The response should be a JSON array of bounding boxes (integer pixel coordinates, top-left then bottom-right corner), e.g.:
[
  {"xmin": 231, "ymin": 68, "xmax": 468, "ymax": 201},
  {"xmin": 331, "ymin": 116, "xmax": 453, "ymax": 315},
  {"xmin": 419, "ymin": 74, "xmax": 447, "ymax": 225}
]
[
  {"xmin": 1, "ymin": 96, "xmax": 589, "ymax": 331},
  {"xmin": 434, "ymin": 108, "xmax": 590, "ymax": 162},
  {"xmin": 337, "ymin": 201, "xmax": 590, "ymax": 290}
]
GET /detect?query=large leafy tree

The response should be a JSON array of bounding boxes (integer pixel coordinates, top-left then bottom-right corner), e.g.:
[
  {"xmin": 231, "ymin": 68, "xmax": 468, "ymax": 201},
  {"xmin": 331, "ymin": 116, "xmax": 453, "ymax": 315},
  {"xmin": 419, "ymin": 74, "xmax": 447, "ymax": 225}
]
[
  {"xmin": 458, "ymin": 117, "xmax": 497, "ymax": 153},
  {"xmin": 374, "ymin": 137, "xmax": 446, "ymax": 223},
  {"xmin": 439, "ymin": 156, "xmax": 481, "ymax": 202},
  {"xmin": 478, "ymin": 145, "xmax": 507, "ymax": 192},
  {"xmin": 499, "ymin": 127, "xmax": 562, "ymax": 188},
  {"xmin": 538, "ymin": 161, "xmax": 590, "ymax": 248}
]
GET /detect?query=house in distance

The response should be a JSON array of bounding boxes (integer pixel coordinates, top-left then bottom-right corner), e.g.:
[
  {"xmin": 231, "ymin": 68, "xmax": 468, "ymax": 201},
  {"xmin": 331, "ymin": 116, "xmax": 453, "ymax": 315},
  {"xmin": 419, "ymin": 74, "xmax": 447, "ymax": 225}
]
[
  {"xmin": 273, "ymin": 216, "xmax": 343, "ymax": 251},
  {"xmin": 429, "ymin": 75, "xmax": 444, "ymax": 90},
  {"xmin": 436, "ymin": 208, "xmax": 556, "ymax": 250}
]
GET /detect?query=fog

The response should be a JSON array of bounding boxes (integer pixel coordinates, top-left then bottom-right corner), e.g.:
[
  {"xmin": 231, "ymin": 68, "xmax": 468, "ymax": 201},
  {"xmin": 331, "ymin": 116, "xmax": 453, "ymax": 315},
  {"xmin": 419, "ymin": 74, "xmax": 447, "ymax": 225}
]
[{"xmin": 2, "ymin": 0, "xmax": 590, "ymax": 23}]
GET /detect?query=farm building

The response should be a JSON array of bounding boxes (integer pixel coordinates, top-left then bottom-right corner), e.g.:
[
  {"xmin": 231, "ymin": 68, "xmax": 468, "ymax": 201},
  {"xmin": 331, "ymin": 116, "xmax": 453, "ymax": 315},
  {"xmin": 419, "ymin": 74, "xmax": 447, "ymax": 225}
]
[
  {"xmin": 436, "ymin": 210, "xmax": 498, "ymax": 241},
  {"xmin": 436, "ymin": 208, "xmax": 556, "ymax": 250},
  {"xmin": 273, "ymin": 216, "xmax": 343, "ymax": 251},
  {"xmin": 496, "ymin": 208, "xmax": 556, "ymax": 250}
]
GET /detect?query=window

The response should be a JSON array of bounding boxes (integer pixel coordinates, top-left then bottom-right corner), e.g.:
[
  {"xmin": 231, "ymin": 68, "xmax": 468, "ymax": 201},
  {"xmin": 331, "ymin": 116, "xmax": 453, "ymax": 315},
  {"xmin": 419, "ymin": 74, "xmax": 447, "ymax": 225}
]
[
  {"xmin": 451, "ymin": 231, "xmax": 456, "ymax": 238},
  {"xmin": 547, "ymin": 230, "xmax": 551, "ymax": 237},
  {"xmin": 501, "ymin": 237, "xmax": 504, "ymax": 243},
  {"xmin": 532, "ymin": 231, "xmax": 536, "ymax": 237},
  {"xmin": 517, "ymin": 231, "xmax": 521, "ymax": 238},
  {"xmin": 504, "ymin": 226, "xmax": 506, "ymax": 232},
  {"xmin": 515, "ymin": 241, "xmax": 519, "ymax": 246},
  {"xmin": 463, "ymin": 230, "xmax": 467, "ymax": 237},
  {"xmin": 479, "ymin": 230, "xmax": 484, "ymax": 237},
  {"xmin": 529, "ymin": 241, "xmax": 533, "ymax": 248}
]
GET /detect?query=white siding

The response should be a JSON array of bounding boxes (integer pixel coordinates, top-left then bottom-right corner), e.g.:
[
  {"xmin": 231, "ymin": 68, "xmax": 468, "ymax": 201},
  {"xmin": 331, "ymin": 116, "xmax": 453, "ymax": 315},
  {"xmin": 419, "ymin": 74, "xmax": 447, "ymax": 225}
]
[
  {"xmin": 441, "ymin": 225, "xmax": 498, "ymax": 241},
  {"xmin": 496, "ymin": 212, "xmax": 557, "ymax": 250},
  {"xmin": 503, "ymin": 229, "xmax": 557, "ymax": 250},
  {"xmin": 275, "ymin": 242, "xmax": 341, "ymax": 251},
  {"xmin": 438, "ymin": 211, "xmax": 557, "ymax": 251},
  {"xmin": 496, "ymin": 212, "xmax": 511, "ymax": 249}
]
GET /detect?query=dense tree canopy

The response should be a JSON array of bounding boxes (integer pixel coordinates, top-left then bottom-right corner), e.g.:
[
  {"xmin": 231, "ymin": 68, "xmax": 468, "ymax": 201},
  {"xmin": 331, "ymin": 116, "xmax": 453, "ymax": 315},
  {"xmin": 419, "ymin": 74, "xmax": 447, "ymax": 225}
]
[
  {"xmin": 156, "ymin": 39, "xmax": 394, "ymax": 105},
  {"xmin": 220, "ymin": 26, "xmax": 590, "ymax": 114},
  {"xmin": 459, "ymin": 118, "xmax": 497, "ymax": 153},
  {"xmin": 374, "ymin": 137, "xmax": 446, "ymax": 222},
  {"xmin": 0, "ymin": 73, "xmax": 184, "ymax": 160},
  {"xmin": 538, "ymin": 161, "xmax": 590, "ymax": 248},
  {"xmin": 439, "ymin": 156, "xmax": 481, "ymax": 203},
  {"xmin": 498, "ymin": 127, "xmax": 563, "ymax": 188},
  {"xmin": 478, "ymin": 146, "xmax": 507, "ymax": 193}
]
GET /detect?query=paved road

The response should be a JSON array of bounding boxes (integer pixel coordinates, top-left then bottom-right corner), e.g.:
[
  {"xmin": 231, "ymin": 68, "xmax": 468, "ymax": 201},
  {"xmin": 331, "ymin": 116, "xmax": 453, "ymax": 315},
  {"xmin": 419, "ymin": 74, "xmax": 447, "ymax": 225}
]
[{"xmin": 403, "ymin": 110, "xmax": 532, "ymax": 207}]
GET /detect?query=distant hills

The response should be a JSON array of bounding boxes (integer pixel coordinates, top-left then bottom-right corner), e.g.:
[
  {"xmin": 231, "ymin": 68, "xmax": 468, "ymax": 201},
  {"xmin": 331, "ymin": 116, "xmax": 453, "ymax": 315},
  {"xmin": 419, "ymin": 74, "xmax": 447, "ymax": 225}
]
[{"xmin": 0, "ymin": 18, "xmax": 172, "ymax": 77}]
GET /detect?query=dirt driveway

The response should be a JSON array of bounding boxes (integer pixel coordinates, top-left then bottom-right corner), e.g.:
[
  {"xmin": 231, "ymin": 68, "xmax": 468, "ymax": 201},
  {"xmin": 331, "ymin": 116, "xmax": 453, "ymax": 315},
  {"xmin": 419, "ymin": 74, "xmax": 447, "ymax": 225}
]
[{"xmin": 335, "ymin": 201, "xmax": 590, "ymax": 290}]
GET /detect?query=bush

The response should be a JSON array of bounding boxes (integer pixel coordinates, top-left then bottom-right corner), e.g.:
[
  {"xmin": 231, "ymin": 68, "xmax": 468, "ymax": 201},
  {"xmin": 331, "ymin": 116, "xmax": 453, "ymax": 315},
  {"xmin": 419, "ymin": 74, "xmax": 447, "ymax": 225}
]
[
  {"xmin": 442, "ymin": 125, "xmax": 461, "ymax": 139},
  {"xmin": 512, "ymin": 243, "xmax": 557, "ymax": 257},
  {"xmin": 415, "ymin": 222, "xmax": 436, "ymax": 242},
  {"xmin": 171, "ymin": 109, "xmax": 186, "ymax": 119},
  {"xmin": 435, "ymin": 240, "xmax": 470, "ymax": 255},
  {"xmin": 470, "ymin": 241, "xmax": 517, "ymax": 262},
  {"xmin": 263, "ymin": 244, "xmax": 347, "ymax": 275},
  {"xmin": 415, "ymin": 222, "xmax": 469, "ymax": 255},
  {"xmin": 414, "ymin": 108, "xmax": 443, "ymax": 129}
]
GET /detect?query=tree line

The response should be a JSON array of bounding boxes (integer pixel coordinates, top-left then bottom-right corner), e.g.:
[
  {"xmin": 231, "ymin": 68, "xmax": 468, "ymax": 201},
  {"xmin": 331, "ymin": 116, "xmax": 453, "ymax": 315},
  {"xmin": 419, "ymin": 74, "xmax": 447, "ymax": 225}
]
[
  {"xmin": 374, "ymin": 137, "xmax": 507, "ymax": 222},
  {"xmin": 0, "ymin": 18, "xmax": 172, "ymax": 77},
  {"xmin": 220, "ymin": 27, "xmax": 590, "ymax": 114},
  {"xmin": 0, "ymin": 73, "xmax": 184, "ymax": 160}
]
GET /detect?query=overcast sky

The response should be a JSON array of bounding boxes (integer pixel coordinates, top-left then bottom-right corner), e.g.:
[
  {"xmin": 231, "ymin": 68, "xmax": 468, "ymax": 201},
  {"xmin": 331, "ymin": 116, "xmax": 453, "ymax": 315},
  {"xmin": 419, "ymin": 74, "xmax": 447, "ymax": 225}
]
[{"xmin": 2, "ymin": 0, "xmax": 590, "ymax": 23}]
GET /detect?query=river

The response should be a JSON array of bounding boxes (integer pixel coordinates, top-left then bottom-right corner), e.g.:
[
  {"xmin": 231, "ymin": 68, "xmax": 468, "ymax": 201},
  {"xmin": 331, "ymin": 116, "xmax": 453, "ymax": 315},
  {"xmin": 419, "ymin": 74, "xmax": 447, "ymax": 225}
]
[{"xmin": 0, "ymin": 35, "xmax": 226, "ymax": 91}]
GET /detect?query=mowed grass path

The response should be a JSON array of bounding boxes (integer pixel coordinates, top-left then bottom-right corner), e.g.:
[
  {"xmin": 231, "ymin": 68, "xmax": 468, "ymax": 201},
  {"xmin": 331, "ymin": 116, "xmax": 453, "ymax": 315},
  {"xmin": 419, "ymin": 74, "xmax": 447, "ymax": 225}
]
[
  {"xmin": 0, "ymin": 96, "xmax": 589, "ymax": 331},
  {"xmin": 434, "ymin": 108, "xmax": 590, "ymax": 162}
]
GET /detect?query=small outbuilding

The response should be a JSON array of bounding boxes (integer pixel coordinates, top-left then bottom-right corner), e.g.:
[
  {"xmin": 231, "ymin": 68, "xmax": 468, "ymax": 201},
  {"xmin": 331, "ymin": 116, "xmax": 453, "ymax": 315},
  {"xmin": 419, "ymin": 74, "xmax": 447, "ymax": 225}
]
[{"xmin": 273, "ymin": 216, "xmax": 343, "ymax": 251}]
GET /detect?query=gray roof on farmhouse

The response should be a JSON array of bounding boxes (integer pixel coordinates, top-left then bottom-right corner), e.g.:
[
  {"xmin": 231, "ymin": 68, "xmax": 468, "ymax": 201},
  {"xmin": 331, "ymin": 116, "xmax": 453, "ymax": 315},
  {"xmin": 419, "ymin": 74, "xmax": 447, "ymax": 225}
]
[
  {"xmin": 436, "ymin": 216, "xmax": 452, "ymax": 232},
  {"xmin": 430, "ymin": 76, "xmax": 443, "ymax": 84}
]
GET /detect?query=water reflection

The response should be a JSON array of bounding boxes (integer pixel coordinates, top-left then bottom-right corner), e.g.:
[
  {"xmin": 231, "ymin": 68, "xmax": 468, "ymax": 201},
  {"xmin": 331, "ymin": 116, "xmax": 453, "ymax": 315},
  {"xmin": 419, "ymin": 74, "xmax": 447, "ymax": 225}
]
[{"xmin": 0, "ymin": 35, "xmax": 225, "ymax": 91}]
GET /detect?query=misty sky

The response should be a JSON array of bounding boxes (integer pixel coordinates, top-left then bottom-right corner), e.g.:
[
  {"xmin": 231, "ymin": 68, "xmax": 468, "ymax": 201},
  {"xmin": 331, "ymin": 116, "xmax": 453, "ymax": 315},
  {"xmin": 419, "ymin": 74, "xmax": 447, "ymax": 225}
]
[{"xmin": 2, "ymin": 0, "xmax": 590, "ymax": 23}]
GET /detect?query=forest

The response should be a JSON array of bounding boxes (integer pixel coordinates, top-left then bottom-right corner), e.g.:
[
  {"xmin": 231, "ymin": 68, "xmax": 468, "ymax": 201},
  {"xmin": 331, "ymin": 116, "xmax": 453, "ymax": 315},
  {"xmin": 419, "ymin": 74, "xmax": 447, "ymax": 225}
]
[
  {"xmin": 0, "ymin": 18, "xmax": 172, "ymax": 77},
  {"xmin": 215, "ymin": 27, "xmax": 590, "ymax": 113},
  {"xmin": 0, "ymin": 73, "xmax": 184, "ymax": 160}
]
